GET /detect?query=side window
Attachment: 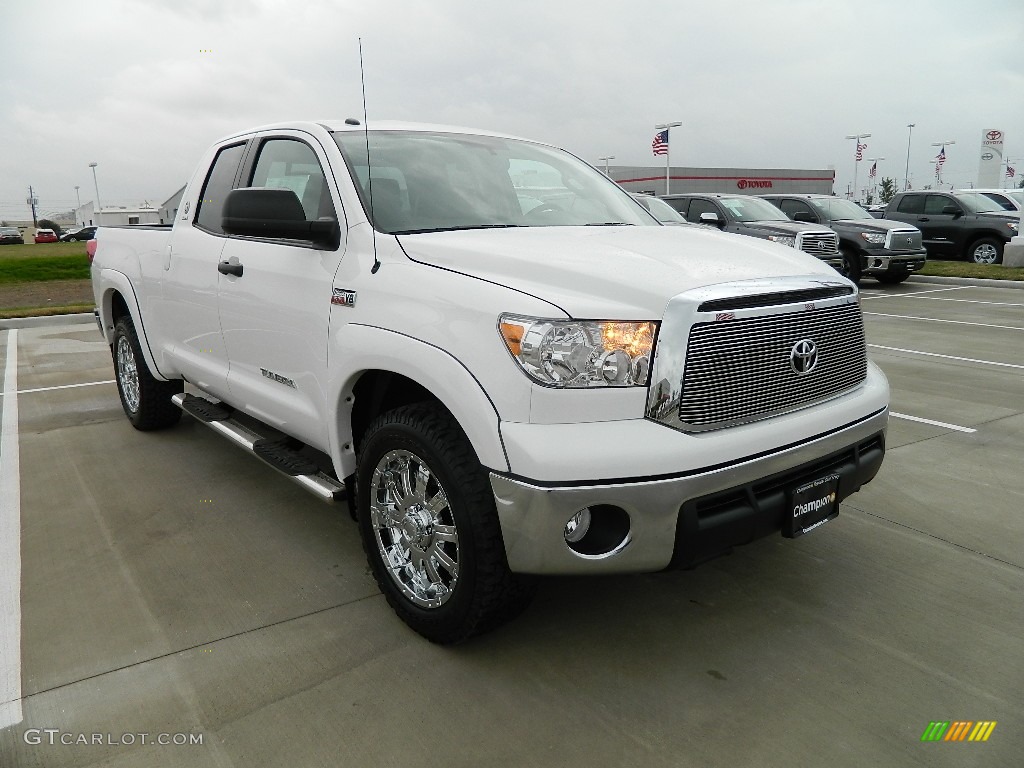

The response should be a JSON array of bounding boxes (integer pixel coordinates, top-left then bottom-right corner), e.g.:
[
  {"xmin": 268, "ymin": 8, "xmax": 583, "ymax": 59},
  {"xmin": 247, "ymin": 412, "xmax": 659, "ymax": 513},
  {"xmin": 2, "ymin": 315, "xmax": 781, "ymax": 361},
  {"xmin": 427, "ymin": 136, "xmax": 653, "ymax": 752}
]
[
  {"xmin": 688, "ymin": 199, "xmax": 719, "ymax": 221},
  {"xmin": 924, "ymin": 195, "xmax": 958, "ymax": 215},
  {"xmin": 249, "ymin": 139, "xmax": 336, "ymax": 222},
  {"xmin": 778, "ymin": 199, "xmax": 811, "ymax": 219},
  {"xmin": 981, "ymin": 192, "xmax": 1015, "ymax": 211},
  {"xmin": 195, "ymin": 143, "xmax": 246, "ymax": 234},
  {"xmin": 896, "ymin": 195, "xmax": 925, "ymax": 214},
  {"xmin": 663, "ymin": 198, "xmax": 687, "ymax": 214}
]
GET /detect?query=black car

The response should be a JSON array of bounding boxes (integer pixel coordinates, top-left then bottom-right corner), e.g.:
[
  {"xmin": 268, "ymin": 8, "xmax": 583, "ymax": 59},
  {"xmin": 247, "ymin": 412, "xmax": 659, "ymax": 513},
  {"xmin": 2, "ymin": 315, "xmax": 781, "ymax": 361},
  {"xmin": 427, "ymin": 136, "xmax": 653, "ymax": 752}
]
[
  {"xmin": 660, "ymin": 193, "xmax": 843, "ymax": 269},
  {"xmin": 759, "ymin": 194, "xmax": 926, "ymax": 284},
  {"xmin": 0, "ymin": 226, "xmax": 24, "ymax": 245},
  {"xmin": 60, "ymin": 226, "xmax": 97, "ymax": 242},
  {"xmin": 883, "ymin": 191, "xmax": 1018, "ymax": 264}
]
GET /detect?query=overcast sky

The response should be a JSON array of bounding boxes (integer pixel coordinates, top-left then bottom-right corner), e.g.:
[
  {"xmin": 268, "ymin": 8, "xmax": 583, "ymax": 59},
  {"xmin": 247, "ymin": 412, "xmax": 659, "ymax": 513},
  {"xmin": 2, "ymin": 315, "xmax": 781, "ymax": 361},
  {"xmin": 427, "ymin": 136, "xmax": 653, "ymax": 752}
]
[{"xmin": 2, "ymin": 0, "xmax": 1022, "ymax": 221}]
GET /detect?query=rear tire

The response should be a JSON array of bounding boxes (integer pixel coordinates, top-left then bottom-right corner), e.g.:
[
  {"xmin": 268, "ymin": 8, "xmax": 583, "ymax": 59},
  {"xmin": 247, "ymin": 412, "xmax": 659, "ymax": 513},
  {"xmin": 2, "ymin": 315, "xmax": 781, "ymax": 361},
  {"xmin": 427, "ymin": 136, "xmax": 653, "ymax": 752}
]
[
  {"xmin": 111, "ymin": 315, "xmax": 183, "ymax": 430},
  {"xmin": 355, "ymin": 402, "xmax": 535, "ymax": 643},
  {"xmin": 967, "ymin": 237, "xmax": 1003, "ymax": 265}
]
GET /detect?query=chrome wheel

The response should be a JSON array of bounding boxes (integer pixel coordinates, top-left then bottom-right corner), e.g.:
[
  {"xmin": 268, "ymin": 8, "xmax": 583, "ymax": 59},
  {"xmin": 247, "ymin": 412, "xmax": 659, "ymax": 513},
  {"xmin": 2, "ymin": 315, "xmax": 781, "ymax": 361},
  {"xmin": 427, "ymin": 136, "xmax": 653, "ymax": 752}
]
[
  {"xmin": 369, "ymin": 449, "xmax": 459, "ymax": 609},
  {"xmin": 116, "ymin": 335, "xmax": 140, "ymax": 413},
  {"xmin": 972, "ymin": 243, "xmax": 999, "ymax": 264}
]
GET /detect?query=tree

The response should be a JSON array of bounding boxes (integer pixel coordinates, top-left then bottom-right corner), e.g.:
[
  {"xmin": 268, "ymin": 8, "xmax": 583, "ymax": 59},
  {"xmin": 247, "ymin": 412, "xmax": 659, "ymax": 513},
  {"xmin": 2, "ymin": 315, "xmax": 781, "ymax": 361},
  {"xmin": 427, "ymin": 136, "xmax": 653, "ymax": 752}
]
[
  {"xmin": 879, "ymin": 177, "xmax": 897, "ymax": 204},
  {"xmin": 38, "ymin": 218, "xmax": 63, "ymax": 236}
]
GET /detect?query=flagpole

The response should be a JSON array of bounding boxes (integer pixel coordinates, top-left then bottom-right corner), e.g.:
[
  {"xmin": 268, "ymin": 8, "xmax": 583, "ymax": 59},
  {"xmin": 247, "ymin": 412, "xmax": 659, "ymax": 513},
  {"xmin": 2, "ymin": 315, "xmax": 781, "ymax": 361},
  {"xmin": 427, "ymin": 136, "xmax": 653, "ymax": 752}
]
[
  {"xmin": 867, "ymin": 157, "xmax": 885, "ymax": 202},
  {"xmin": 655, "ymin": 121, "xmax": 682, "ymax": 195},
  {"xmin": 931, "ymin": 140, "xmax": 955, "ymax": 188},
  {"xmin": 846, "ymin": 133, "xmax": 871, "ymax": 203}
]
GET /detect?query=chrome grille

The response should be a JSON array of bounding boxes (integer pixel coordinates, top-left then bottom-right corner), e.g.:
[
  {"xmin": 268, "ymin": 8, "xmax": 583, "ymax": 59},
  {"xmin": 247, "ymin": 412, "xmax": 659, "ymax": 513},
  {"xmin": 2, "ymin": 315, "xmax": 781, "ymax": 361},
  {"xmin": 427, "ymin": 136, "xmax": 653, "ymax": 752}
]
[
  {"xmin": 796, "ymin": 231, "xmax": 839, "ymax": 256},
  {"xmin": 677, "ymin": 303, "xmax": 866, "ymax": 428},
  {"xmin": 884, "ymin": 228, "xmax": 922, "ymax": 251}
]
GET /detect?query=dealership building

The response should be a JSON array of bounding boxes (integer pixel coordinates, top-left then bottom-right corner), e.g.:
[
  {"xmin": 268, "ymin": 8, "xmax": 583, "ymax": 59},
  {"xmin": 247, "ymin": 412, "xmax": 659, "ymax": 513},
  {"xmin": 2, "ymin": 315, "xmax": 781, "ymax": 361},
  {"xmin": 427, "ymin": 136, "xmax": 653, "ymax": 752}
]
[{"xmin": 607, "ymin": 166, "xmax": 835, "ymax": 197}]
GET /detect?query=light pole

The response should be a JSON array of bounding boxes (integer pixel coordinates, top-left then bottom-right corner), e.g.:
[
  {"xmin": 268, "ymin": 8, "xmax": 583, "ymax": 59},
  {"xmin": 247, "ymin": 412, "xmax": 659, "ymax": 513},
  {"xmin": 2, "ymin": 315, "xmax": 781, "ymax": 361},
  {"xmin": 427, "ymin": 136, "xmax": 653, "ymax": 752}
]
[
  {"xmin": 598, "ymin": 156, "xmax": 616, "ymax": 177},
  {"xmin": 904, "ymin": 123, "xmax": 915, "ymax": 190},
  {"xmin": 931, "ymin": 140, "xmax": 955, "ymax": 186},
  {"xmin": 89, "ymin": 162, "xmax": 102, "ymax": 224},
  {"xmin": 845, "ymin": 133, "xmax": 871, "ymax": 203},
  {"xmin": 655, "ymin": 121, "xmax": 682, "ymax": 194},
  {"xmin": 867, "ymin": 157, "xmax": 885, "ymax": 202}
]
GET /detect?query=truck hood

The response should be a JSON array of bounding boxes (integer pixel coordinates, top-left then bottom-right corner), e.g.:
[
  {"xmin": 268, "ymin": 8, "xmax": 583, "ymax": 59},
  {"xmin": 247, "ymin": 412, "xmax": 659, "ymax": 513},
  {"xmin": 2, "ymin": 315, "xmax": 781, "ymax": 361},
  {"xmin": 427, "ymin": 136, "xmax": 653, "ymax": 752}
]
[
  {"xmin": 742, "ymin": 220, "xmax": 834, "ymax": 236},
  {"xmin": 976, "ymin": 211, "xmax": 1018, "ymax": 223},
  {"xmin": 396, "ymin": 226, "xmax": 842, "ymax": 319},
  {"xmin": 830, "ymin": 218, "xmax": 919, "ymax": 233}
]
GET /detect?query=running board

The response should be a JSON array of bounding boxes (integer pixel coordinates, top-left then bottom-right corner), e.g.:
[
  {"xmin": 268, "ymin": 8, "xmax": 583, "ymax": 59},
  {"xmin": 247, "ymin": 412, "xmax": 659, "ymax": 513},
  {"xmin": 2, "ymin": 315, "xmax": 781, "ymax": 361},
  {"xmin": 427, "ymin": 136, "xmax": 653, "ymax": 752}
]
[{"xmin": 172, "ymin": 393, "xmax": 346, "ymax": 503}]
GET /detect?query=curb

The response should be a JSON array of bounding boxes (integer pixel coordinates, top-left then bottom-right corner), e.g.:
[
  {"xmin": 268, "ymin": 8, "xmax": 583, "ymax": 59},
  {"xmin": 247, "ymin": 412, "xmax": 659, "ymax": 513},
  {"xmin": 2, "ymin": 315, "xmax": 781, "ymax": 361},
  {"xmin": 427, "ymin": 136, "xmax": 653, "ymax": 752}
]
[
  {"xmin": 0, "ymin": 312, "xmax": 95, "ymax": 330},
  {"xmin": 906, "ymin": 275, "xmax": 1024, "ymax": 290}
]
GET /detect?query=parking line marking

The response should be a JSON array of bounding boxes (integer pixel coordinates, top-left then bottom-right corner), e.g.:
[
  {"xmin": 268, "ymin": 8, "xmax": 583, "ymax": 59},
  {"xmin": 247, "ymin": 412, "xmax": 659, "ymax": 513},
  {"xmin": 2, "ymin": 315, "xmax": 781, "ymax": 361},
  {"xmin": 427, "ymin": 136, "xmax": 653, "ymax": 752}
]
[
  {"xmin": 861, "ymin": 286, "xmax": 967, "ymax": 301},
  {"xmin": 0, "ymin": 379, "xmax": 116, "ymax": 397},
  {"xmin": 868, "ymin": 344, "xmax": 1024, "ymax": 370},
  {"xmin": 864, "ymin": 312, "xmax": 1024, "ymax": 332},
  {"xmin": 890, "ymin": 412, "xmax": 977, "ymax": 433},
  {"xmin": 907, "ymin": 296, "xmax": 1024, "ymax": 307},
  {"xmin": 0, "ymin": 330, "xmax": 23, "ymax": 729}
]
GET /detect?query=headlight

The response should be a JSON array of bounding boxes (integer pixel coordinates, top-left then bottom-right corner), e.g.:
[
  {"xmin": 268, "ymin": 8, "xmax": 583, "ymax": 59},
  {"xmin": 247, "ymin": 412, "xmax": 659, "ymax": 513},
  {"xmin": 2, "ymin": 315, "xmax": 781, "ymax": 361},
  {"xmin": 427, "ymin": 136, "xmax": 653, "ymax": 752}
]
[
  {"xmin": 499, "ymin": 315, "xmax": 656, "ymax": 387},
  {"xmin": 767, "ymin": 235, "xmax": 796, "ymax": 247},
  {"xmin": 1008, "ymin": 221, "xmax": 1019, "ymax": 234},
  {"xmin": 859, "ymin": 232, "xmax": 886, "ymax": 245}
]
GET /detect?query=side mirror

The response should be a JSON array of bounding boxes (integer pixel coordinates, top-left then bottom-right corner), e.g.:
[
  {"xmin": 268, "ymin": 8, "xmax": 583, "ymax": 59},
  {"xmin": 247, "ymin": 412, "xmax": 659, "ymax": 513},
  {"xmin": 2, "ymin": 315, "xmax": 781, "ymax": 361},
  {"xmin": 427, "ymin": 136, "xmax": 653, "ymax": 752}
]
[
  {"xmin": 792, "ymin": 211, "xmax": 817, "ymax": 223},
  {"xmin": 699, "ymin": 212, "xmax": 722, "ymax": 227},
  {"xmin": 941, "ymin": 205, "xmax": 962, "ymax": 218},
  {"xmin": 222, "ymin": 188, "xmax": 340, "ymax": 248}
]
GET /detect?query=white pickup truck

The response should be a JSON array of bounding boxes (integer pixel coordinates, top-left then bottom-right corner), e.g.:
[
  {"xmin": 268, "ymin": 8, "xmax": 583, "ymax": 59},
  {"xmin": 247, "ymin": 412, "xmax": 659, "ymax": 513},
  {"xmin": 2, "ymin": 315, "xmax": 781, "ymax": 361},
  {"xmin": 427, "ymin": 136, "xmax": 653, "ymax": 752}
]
[{"xmin": 90, "ymin": 120, "xmax": 889, "ymax": 642}]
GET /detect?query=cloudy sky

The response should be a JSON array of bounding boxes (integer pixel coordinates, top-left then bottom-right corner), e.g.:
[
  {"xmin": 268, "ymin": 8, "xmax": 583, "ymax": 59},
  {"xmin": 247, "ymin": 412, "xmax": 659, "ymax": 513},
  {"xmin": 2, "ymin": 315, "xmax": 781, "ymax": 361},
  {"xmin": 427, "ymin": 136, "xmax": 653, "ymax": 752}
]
[{"xmin": 2, "ymin": 0, "xmax": 1021, "ymax": 221}]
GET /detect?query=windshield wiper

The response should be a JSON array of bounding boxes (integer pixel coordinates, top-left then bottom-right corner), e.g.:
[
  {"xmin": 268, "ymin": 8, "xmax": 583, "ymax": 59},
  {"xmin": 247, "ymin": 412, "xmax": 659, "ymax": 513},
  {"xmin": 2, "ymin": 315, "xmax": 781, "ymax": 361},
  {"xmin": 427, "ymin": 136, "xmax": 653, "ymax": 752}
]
[
  {"xmin": 584, "ymin": 222, "xmax": 634, "ymax": 226},
  {"xmin": 392, "ymin": 224, "xmax": 525, "ymax": 235}
]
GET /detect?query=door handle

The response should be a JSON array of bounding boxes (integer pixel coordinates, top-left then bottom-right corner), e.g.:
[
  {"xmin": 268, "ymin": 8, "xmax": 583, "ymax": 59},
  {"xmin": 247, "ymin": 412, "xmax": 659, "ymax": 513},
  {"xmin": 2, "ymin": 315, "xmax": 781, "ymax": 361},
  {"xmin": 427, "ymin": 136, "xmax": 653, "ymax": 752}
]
[
  {"xmin": 218, "ymin": 260, "xmax": 243, "ymax": 277},
  {"xmin": 918, "ymin": 217, "xmax": 929, "ymax": 222}
]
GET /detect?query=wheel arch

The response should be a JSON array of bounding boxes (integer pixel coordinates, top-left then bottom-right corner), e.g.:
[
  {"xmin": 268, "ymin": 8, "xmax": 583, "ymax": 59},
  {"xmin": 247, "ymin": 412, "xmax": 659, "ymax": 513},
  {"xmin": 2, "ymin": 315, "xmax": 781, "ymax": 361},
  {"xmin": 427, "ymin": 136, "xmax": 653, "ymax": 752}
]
[
  {"xmin": 963, "ymin": 232, "xmax": 1006, "ymax": 261},
  {"xmin": 97, "ymin": 270, "xmax": 171, "ymax": 382},
  {"xmin": 328, "ymin": 324, "xmax": 510, "ymax": 481}
]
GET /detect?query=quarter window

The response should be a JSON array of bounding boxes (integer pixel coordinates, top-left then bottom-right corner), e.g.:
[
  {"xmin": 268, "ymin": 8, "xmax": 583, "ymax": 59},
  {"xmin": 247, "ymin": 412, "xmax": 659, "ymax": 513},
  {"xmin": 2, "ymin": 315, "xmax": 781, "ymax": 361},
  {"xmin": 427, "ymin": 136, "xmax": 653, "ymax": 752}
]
[{"xmin": 195, "ymin": 143, "xmax": 246, "ymax": 234}]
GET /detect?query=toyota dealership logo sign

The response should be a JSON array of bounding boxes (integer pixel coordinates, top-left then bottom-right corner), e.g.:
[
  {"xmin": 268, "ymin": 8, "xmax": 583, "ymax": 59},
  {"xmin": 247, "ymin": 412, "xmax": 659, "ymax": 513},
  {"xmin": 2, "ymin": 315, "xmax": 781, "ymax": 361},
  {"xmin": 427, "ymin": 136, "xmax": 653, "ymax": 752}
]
[
  {"xmin": 986, "ymin": 130, "xmax": 1003, "ymax": 141},
  {"xmin": 737, "ymin": 179, "xmax": 773, "ymax": 190}
]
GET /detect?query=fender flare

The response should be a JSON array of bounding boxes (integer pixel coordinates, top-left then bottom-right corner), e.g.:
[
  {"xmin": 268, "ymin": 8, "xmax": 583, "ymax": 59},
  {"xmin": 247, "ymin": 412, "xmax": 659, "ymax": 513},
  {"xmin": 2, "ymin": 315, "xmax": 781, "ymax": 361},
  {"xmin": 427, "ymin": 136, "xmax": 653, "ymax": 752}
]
[
  {"xmin": 327, "ymin": 324, "xmax": 509, "ymax": 479},
  {"xmin": 97, "ymin": 269, "xmax": 171, "ymax": 382}
]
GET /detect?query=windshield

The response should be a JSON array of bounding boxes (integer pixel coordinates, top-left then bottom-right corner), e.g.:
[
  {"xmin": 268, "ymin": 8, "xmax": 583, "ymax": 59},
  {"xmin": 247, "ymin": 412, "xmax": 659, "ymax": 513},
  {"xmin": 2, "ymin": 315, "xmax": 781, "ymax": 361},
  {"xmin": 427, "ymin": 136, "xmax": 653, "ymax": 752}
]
[
  {"xmin": 953, "ymin": 192, "xmax": 1004, "ymax": 213},
  {"xmin": 634, "ymin": 195, "xmax": 687, "ymax": 223},
  {"xmin": 719, "ymin": 196, "xmax": 789, "ymax": 222},
  {"xmin": 808, "ymin": 198, "xmax": 873, "ymax": 221},
  {"xmin": 333, "ymin": 131, "xmax": 656, "ymax": 234}
]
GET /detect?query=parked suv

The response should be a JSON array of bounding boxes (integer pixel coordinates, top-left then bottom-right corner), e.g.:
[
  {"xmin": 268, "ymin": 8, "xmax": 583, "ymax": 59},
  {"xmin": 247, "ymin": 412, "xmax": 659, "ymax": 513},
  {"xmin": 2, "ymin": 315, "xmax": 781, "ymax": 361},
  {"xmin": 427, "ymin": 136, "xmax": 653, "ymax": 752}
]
[
  {"xmin": 884, "ymin": 191, "xmax": 1018, "ymax": 264},
  {"xmin": 759, "ymin": 194, "xmax": 926, "ymax": 284},
  {"xmin": 955, "ymin": 189, "xmax": 1023, "ymax": 213},
  {"xmin": 661, "ymin": 194, "xmax": 842, "ymax": 269}
]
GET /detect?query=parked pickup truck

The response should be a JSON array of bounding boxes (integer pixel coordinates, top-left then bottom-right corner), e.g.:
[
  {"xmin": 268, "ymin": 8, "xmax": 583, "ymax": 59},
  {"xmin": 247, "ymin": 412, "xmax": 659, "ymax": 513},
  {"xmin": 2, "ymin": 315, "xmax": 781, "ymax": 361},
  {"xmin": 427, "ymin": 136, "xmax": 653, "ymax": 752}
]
[
  {"xmin": 758, "ymin": 194, "xmax": 926, "ymax": 285},
  {"xmin": 90, "ymin": 120, "xmax": 888, "ymax": 643},
  {"xmin": 883, "ymin": 190, "xmax": 1019, "ymax": 264}
]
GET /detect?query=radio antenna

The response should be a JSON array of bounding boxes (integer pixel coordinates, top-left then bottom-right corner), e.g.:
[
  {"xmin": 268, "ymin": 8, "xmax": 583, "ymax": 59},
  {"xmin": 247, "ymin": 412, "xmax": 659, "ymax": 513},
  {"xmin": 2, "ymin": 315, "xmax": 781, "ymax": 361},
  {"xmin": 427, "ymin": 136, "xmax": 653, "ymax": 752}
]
[{"xmin": 359, "ymin": 38, "xmax": 381, "ymax": 274}]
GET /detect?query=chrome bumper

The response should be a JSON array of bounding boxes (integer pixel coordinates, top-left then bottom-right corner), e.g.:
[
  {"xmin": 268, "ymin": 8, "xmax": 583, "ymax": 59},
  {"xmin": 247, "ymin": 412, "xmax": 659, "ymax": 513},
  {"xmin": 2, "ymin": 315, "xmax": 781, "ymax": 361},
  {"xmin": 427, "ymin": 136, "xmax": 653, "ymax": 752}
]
[{"xmin": 491, "ymin": 407, "xmax": 888, "ymax": 575}]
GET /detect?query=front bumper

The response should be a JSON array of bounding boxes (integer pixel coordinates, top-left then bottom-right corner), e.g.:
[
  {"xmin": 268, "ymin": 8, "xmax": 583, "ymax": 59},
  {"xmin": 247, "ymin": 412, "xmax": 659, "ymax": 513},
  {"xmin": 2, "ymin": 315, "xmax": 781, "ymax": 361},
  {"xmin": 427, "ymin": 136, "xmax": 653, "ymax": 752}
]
[
  {"xmin": 491, "ymin": 406, "xmax": 887, "ymax": 575},
  {"xmin": 861, "ymin": 248, "xmax": 928, "ymax": 274}
]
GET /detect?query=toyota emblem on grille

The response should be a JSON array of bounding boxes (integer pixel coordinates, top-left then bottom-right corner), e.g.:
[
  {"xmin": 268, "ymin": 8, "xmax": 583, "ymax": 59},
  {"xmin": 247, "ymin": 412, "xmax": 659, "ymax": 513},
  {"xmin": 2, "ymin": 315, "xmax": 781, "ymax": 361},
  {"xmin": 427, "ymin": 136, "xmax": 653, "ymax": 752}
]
[{"xmin": 790, "ymin": 339, "xmax": 818, "ymax": 375}]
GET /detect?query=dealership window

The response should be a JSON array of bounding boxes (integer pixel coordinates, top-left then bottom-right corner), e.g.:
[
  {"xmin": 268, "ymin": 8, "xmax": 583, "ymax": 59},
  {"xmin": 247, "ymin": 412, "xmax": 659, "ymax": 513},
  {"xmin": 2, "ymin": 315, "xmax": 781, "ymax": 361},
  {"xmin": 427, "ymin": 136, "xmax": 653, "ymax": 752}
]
[{"xmin": 128, "ymin": 216, "xmax": 140, "ymax": 225}]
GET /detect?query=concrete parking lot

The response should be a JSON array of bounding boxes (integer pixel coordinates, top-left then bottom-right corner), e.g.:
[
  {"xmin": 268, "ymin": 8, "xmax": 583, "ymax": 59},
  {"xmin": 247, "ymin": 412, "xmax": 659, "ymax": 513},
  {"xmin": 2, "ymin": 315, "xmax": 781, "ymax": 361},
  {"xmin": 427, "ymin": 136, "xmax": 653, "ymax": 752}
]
[{"xmin": 1, "ymin": 279, "xmax": 1022, "ymax": 767}]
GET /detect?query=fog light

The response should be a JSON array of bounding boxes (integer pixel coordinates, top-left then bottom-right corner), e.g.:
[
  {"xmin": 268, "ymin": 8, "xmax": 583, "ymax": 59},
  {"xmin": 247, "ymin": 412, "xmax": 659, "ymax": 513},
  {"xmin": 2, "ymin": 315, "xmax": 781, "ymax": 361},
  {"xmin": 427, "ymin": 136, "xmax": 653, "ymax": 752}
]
[{"xmin": 564, "ymin": 508, "xmax": 592, "ymax": 543}]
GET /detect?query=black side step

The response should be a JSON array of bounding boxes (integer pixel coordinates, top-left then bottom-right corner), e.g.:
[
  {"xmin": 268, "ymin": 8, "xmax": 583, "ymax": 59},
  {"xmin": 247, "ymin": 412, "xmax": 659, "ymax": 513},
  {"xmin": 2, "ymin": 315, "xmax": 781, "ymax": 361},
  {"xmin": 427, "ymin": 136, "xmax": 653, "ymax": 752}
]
[{"xmin": 171, "ymin": 393, "xmax": 346, "ymax": 503}]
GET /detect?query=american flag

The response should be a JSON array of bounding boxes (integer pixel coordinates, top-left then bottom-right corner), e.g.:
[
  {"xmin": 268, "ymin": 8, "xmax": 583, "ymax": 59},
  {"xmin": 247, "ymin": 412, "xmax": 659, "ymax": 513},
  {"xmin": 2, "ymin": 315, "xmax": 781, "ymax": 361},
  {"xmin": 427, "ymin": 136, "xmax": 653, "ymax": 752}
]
[
  {"xmin": 935, "ymin": 146, "xmax": 946, "ymax": 168},
  {"xmin": 868, "ymin": 162, "xmax": 877, "ymax": 179},
  {"xmin": 652, "ymin": 130, "xmax": 669, "ymax": 156},
  {"xmin": 1007, "ymin": 166, "xmax": 1016, "ymax": 179},
  {"xmin": 855, "ymin": 142, "xmax": 867, "ymax": 161}
]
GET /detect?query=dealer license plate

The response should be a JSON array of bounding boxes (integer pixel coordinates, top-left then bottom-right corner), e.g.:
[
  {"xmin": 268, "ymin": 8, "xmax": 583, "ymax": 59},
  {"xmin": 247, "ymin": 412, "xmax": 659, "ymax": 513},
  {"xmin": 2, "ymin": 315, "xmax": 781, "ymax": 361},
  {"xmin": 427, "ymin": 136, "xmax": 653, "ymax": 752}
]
[{"xmin": 783, "ymin": 473, "xmax": 840, "ymax": 538}]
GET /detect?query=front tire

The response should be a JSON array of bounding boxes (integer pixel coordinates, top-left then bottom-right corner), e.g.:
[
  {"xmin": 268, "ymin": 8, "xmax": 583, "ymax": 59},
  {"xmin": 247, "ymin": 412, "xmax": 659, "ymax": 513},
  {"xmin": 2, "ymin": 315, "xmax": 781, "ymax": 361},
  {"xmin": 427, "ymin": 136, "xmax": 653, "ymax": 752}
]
[
  {"xmin": 967, "ymin": 237, "xmax": 1003, "ymax": 265},
  {"xmin": 111, "ymin": 315, "xmax": 183, "ymax": 430},
  {"xmin": 356, "ymin": 403, "xmax": 534, "ymax": 643},
  {"xmin": 840, "ymin": 249, "xmax": 862, "ymax": 284}
]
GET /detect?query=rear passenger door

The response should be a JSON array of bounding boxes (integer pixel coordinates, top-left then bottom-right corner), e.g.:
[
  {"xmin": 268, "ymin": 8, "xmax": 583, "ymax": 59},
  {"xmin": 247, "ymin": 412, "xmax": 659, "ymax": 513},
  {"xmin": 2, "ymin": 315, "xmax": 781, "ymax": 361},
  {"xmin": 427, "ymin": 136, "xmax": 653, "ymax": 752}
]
[{"xmin": 216, "ymin": 132, "xmax": 347, "ymax": 450}]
